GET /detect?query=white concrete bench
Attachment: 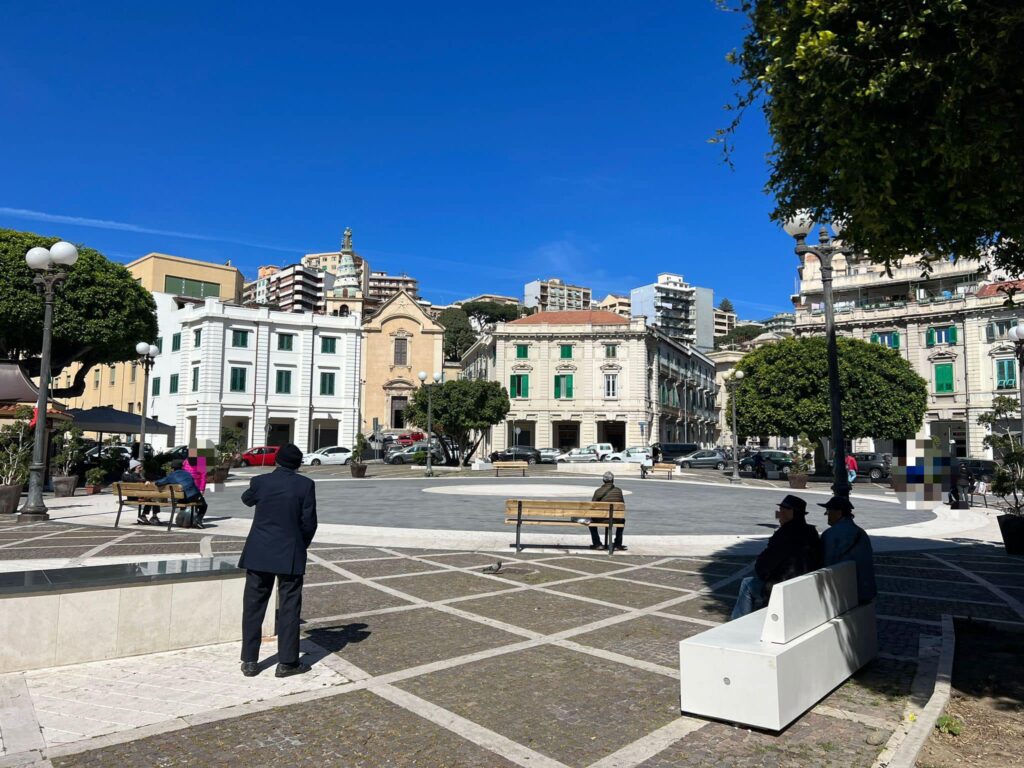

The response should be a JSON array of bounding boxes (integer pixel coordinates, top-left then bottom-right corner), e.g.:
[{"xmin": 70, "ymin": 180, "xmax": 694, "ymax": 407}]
[{"xmin": 678, "ymin": 561, "xmax": 876, "ymax": 731}]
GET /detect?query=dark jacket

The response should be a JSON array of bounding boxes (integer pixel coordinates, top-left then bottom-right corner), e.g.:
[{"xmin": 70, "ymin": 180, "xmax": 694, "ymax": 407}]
[
  {"xmin": 238, "ymin": 467, "xmax": 318, "ymax": 576},
  {"xmin": 155, "ymin": 469, "xmax": 200, "ymax": 500},
  {"xmin": 592, "ymin": 482, "xmax": 625, "ymax": 504},
  {"xmin": 755, "ymin": 517, "xmax": 822, "ymax": 601}
]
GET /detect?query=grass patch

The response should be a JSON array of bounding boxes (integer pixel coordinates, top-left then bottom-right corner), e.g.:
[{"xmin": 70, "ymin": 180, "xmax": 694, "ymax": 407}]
[{"xmin": 936, "ymin": 714, "xmax": 963, "ymax": 736}]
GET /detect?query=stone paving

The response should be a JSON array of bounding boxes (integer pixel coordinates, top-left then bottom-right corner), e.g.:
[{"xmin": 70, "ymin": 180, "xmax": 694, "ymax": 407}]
[{"xmin": 0, "ymin": 518, "xmax": 1021, "ymax": 767}]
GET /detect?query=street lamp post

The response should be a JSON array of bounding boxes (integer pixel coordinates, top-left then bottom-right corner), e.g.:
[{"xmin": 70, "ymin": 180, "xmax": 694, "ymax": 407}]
[
  {"xmin": 727, "ymin": 369, "xmax": 745, "ymax": 483},
  {"xmin": 785, "ymin": 213, "xmax": 853, "ymax": 499},
  {"xmin": 418, "ymin": 371, "xmax": 441, "ymax": 477},
  {"xmin": 1008, "ymin": 324, "xmax": 1024, "ymax": 444},
  {"xmin": 19, "ymin": 241, "xmax": 79, "ymax": 522},
  {"xmin": 135, "ymin": 342, "xmax": 159, "ymax": 462}
]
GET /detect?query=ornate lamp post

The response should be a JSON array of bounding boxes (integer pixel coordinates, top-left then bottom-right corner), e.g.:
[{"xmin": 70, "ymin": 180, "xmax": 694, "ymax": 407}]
[
  {"xmin": 727, "ymin": 369, "xmax": 745, "ymax": 483},
  {"xmin": 418, "ymin": 371, "xmax": 441, "ymax": 477},
  {"xmin": 1008, "ymin": 323, "xmax": 1024, "ymax": 444},
  {"xmin": 135, "ymin": 342, "xmax": 159, "ymax": 462},
  {"xmin": 19, "ymin": 241, "xmax": 79, "ymax": 522},
  {"xmin": 785, "ymin": 213, "xmax": 852, "ymax": 498}
]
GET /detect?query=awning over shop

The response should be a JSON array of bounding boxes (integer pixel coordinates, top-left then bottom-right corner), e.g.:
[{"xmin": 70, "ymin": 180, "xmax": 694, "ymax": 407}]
[{"xmin": 66, "ymin": 406, "xmax": 175, "ymax": 436}]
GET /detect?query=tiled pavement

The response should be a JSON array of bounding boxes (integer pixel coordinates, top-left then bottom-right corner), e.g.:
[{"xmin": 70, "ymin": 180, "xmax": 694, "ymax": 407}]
[{"xmin": 0, "ymin": 520, "xmax": 1021, "ymax": 767}]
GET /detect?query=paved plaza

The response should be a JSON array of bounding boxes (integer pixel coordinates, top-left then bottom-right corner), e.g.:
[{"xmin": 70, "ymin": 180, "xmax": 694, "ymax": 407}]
[{"xmin": 0, "ymin": 481, "xmax": 1022, "ymax": 768}]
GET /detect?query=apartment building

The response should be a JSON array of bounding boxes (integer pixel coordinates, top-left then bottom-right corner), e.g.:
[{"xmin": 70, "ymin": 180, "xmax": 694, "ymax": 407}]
[
  {"xmin": 597, "ymin": 293, "xmax": 632, "ymax": 317},
  {"xmin": 524, "ymin": 278, "xmax": 592, "ymax": 313},
  {"xmin": 630, "ymin": 273, "xmax": 715, "ymax": 352},
  {"xmin": 713, "ymin": 308, "xmax": 736, "ymax": 337},
  {"xmin": 242, "ymin": 264, "xmax": 335, "ymax": 314},
  {"xmin": 368, "ymin": 271, "xmax": 419, "ymax": 304},
  {"xmin": 762, "ymin": 312, "xmax": 796, "ymax": 334}
]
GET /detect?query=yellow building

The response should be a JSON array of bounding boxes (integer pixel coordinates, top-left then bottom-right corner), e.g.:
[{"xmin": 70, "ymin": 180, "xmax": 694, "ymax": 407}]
[
  {"xmin": 361, "ymin": 291, "xmax": 445, "ymax": 433},
  {"xmin": 59, "ymin": 253, "xmax": 244, "ymax": 422}
]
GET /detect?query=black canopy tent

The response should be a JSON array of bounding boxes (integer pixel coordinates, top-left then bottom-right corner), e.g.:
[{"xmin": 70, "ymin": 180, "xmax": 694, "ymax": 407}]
[{"xmin": 66, "ymin": 406, "xmax": 175, "ymax": 441}]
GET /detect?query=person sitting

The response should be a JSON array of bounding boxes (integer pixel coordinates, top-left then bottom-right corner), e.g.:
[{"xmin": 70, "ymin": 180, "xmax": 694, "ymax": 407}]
[
  {"xmin": 731, "ymin": 494, "xmax": 821, "ymax": 619},
  {"xmin": 122, "ymin": 459, "xmax": 160, "ymax": 526},
  {"xmin": 152, "ymin": 459, "xmax": 205, "ymax": 529},
  {"xmin": 819, "ymin": 496, "xmax": 877, "ymax": 604},
  {"xmin": 184, "ymin": 455, "xmax": 209, "ymax": 526},
  {"xmin": 589, "ymin": 471, "xmax": 626, "ymax": 551}
]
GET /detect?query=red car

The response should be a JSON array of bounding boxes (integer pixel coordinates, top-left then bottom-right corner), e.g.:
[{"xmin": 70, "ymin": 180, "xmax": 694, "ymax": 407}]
[
  {"xmin": 240, "ymin": 445, "xmax": 280, "ymax": 466},
  {"xmin": 396, "ymin": 431, "xmax": 426, "ymax": 447}
]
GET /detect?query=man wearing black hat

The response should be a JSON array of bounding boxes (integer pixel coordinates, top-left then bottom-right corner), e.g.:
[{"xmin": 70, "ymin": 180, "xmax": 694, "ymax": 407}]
[
  {"xmin": 731, "ymin": 494, "xmax": 822, "ymax": 619},
  {"xmin": 238, "ymin": 443, "xmax": 317, "ymax": 678},
  {"xmin": 820, "ymin": 496, "xmax": 877, "ymax": 604}
]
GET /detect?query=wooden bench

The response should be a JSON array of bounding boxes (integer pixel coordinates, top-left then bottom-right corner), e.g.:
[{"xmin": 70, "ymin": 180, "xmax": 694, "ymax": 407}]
[
  {"xmin": 504, "ymin": 499, "xmax": 625, "ymax": 554},
  {"xmin": 113, "ymin": 482, "xmax": 203, "ymax": 532},
  {"xmin": 494, "ymin": 460, "xmax": 529, "ymax": 477},
  {"xmin": 644, "ymin": 462, "xmax": 675, "ymax": 479},
  {"xmin": 679, "ymin": 561, "xmax": 876, "ymax": 731}
]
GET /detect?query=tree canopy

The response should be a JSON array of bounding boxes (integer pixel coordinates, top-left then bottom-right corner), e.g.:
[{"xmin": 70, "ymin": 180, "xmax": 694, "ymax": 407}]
[
  {"xmin": 436, "ymin": 307, "xmax": 477, "ymax": 362},
  {"xmin": 0, "ymin": 229, "xmax": 158, "ymax": 396},
  {"xmin": 460, "ymin": 301, "xmax": 521, "ymax": 327},
  {"xmin": 715, "ymin": 323, "xmax": 763, "ymax": 349},
  {"xmin": 722, "ymin": 1, "xmax": 1024, "ymax": 276},
  {"xmin": 729, "ymin": 336, "xmax": 927, "ymax": 440},
  {"xmin": 718, "ymin": 298, "xmax": 734, "ymax": 313},
  {"xmin": 404, "ymin": 379, "xmax": 510, "ymax": 464}
]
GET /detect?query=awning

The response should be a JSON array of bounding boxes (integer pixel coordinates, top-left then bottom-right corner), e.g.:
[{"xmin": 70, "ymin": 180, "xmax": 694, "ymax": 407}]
[{"xmin": 66, "ymin": 406, "xmax": 175, "ymax": 436}]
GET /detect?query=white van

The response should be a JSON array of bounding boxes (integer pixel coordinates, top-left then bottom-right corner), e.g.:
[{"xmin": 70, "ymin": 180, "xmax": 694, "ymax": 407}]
[{"xmin": 586, "ymin": 443, "xmax": 615, "ymax": 461}]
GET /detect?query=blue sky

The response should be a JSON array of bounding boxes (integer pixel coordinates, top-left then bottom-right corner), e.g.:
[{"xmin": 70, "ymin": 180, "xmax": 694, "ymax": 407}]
[{"xmin": 0, "ymin": 1, "xmax": 797, "ymax": 318}]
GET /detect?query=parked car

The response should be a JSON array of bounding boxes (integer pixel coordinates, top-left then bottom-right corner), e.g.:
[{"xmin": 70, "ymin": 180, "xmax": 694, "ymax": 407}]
[
  {"xmin": 651, "ymin": 442, "xmax": 701, "ymax": 461},
  {"xmin": 585, "ymin": 443, "xmax": 614, "ymax": 461},
  {"xmin": 155, "ymin": 445, "xmax": 189, "ymax": 464},
  {"xmin": 488, "ymin": 445, "xmax": 542, "ymax": 465},
  {"xmin": 538, "ymin": 447, "xmax": 562, "ymax": 464},
  {"xmin": 303, "ymin": 446, "xmax": 352, "ymax": 466},
  {"xmin": 395, "ymin": 431, "xmax": 426, "ymax": 447},
  {"xmin": 956, "ymin": 458, "xmax": 999, "ymax": 483},
  {"xmin": 604, "ymin": 446, "xmax": 652, "ymax": 463},
  {"xmin": 738, "ymin": 449, "xmax": 794, "ymax": 476},
  {"xmin": 390, "ymin": 442, "xmax": 444, "ymax": 464},
  {"xmin": 557, "ymin": 447, "xmax": 601, "ymax": 463},
  {"xmin": 240, "ymin": 446, "xmax": 280, "ymax": 466},
  {"xmin": 851, "ymin": 452, "xmax": 891, "ymax": 481},
  {"xmin": 677, "ymin": 450, "xmax": 728, "ymax": 470}
]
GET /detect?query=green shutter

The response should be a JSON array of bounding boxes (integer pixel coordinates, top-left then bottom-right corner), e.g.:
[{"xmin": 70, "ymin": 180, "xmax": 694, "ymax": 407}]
[
  {"xmin": 510, "ymin": 375, "xmax": 515, "ymax": 397},
  {"xmin": 521, "ymin": 375, "xmax": 528, "ymax": 398},
  {"xmin": 561, "ymin": 345, "xmax": 572, "ymax": 359},
  {"xmin": 948, "ymin": 325, "xmax": 958, "ymax": 344},
  {"xmin": 566, "ymin": 375, "xmax": 573, "ymax": 398},
  {"xmin": 169, "ymin": 374, "xmax": 179, "ymax": 394},
  {"xmin": 926, "ymin": 328, "xmax": 935, "ymax": 347},
  {"xmin": 152, "ymin": 377, "xmax": 160, "ymax": 396},
  {"xmin": 934, "ymin": 363, "xmax": 954, "ymax": 393},
  {"xmin": 554, "ymin": 376, "xmax": 561, "ymax": 399},
  {"xmin": 870, "ymin": 333, "xmax": 879, "ymax": 344},
  {"xmin": 892, "ymin": 331, "xmax": 900, "ymax": 349}
]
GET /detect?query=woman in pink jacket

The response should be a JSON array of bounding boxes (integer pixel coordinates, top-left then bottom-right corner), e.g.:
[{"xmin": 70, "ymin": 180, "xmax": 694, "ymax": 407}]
[{"xmin": 185, "ymin": 456, "xmax": 208, "ymax": 526}]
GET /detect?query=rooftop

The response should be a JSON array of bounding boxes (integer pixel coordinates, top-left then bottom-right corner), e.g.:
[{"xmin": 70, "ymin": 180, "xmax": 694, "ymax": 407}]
[{"xmin": 508, "ymin": 309, "xmax": 629, "ymax": 325}]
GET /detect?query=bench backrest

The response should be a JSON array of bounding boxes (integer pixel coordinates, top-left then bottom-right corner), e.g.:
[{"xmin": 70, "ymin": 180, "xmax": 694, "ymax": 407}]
[
  {"xmin": 759, "ymin": 561, "xmax": 857, "ymax": 644},
  {"xmin": 504, "ymin": 499, "xmax": 625, "ymax": 521},
  {"xmin": 653, "ymin": 463, "xmax": 675, "ymax": 469},
  {"xmin": 494, "ymin": 461, "xmax": 528, "ymax": 467},
  {"xmin": 114, "ymin": 482, "xmax": 186, "ymax": 502}
]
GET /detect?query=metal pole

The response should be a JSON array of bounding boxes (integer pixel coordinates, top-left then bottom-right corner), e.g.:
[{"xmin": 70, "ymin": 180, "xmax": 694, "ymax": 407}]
[
  {"xmin": 425, "ymin": 384, "xmax": 433, "ymax": 477},
  {"xmin": 1017, "ymin": 341, "xmax": 1024, "ymax": 449},
  {"xmin": 818, "ymin": 242, "xmax": 851, "ymax": 499},
  {"xmin": 139, "ymin": 359, "xmax": 149, "ymax": 462},
  {"xmin": 730, "ymin": 381, "xmax": 740, "ymax": 483},
  {"xmin": 20, "ymin": 273, "xmax": 62, "ymax": 521}
]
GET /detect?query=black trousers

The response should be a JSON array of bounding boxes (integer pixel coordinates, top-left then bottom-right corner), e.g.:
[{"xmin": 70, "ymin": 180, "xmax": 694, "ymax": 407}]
[
  {"xmin": 241, "ymin": 570, "xmax": 304, "ymax": 665},
  {"xmin": 589, "ymin": 525, "xmax": 624, "ymax": 547}
]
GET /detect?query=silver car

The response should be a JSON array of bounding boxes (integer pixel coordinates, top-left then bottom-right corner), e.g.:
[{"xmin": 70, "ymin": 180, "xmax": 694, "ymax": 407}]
[
  {"xmin": 538, "ymin": 448, "xmax": 561, "ymax": 464},
  {"xmin": 557, "ymin": 447, "xmax": 600, "ymax": 463}
]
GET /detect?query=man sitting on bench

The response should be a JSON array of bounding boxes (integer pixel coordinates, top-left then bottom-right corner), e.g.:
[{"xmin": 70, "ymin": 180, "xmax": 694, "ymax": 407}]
[
  {"xmin": 819, "ymin": 496, "xmax": 877, "ymax": 604},
  {"xmin": 589, "ymin": 472, "xmax": 626, "ymax": 551},
  {"xmin": 732, "ymin": 494, "xmax": 821, "ymax": 619},
  {"xmin": 151, "ymin": 459, "xmax": 207, "ymax": 529}
]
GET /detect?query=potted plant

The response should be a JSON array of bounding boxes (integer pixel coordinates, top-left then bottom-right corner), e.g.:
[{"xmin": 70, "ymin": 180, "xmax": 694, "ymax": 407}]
[
  {"xmin": 978, "ymin": 396, "xmax": 1024, "ymax": 554},
  {"xmin": 51, "ymin": 427, "xmax": 84, "ymax": 497},
  {"xmin": 350, "ymin": 432, "xmax": 369, "ymax": 478},
  {"xmin": 0, "ymin": 406, "xmax": 33, "ymax": 514},
  {"xmin": 84, "ymin": 467, "xmax": 106, "ymax": 495},
  {"xmin": 787, "ymin": 434, "xmax": 815, "ymax": 489},
  {"xmin": 213, "ymin": 427, "xmax": 244, "ymax": 483}
]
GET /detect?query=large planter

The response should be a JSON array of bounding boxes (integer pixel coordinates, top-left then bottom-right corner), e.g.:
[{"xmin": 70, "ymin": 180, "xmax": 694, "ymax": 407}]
[
  {"xmin": 211, "ymin": 467, "xmax": 230, "ymax": 484},
  {"xmin": 52, "ymin": 475, "xmax": 78, "ymax": 498},
  {"xmin": 0, "ymin": 484, "xmax": 21, "ymax": 515},
  {"xmin": 997, "ymin": 513, "xmax": 1024, "ymax": 556},
  {"xmin": 84, "ymin": 485, "xmax": 102, "ymax": 496},
  {"xmin": 350, "ymin": 463, "xmax": 368, "ymax": 478},
  {"xmin": 787, "ymin": 473, "xmax": 808, "ymax": 489}
]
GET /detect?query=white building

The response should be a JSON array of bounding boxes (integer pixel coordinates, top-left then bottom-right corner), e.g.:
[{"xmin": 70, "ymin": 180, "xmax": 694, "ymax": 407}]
[
  {"xmin": 147, "ymin": 295, "xmax": 362, "ymax": 452},
  {"xmin": 630, "ymin": 273, "xmax": 715, "ymax": 352},
  {"xmin": 242, "ymin": 264, "xmax": 336, "ymax": 314},
  {"xmin": 524, "ymin": 278, "xmax": 592, "ymax": 313}
]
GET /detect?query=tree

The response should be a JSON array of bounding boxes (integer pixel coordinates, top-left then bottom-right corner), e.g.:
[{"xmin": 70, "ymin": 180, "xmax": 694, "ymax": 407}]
[
  {"xmin": 716, "ymin": 323, "xmax": 763, "ymax": 349},
  {"xmin": 729, "ymin": 336, "xmax": 927, "ymax": 444},
  {"xmin": 718, "ymin": 298, "xmax": 735, "ymax": 313},
  {"xmin": 460, "ymin": 301, "xmax": 521, "ymax": 328},
  {"xmin": 721, "ymin": 1, "xmax": 1024, "ymax": 276},
  {"xmin": 404, "ymin": 379, "xmax": 510, "ymax": 464},
  {"xmin": 0, "ymin": 229, "xmax": 158, "ymax": 396},
  {"xmin": 977, "ymin": 395, "xmax": 1024, "ymax": 514},
  {"xmin": 436, "ymin": 308, "xmax": 477, "ymax": 362}
]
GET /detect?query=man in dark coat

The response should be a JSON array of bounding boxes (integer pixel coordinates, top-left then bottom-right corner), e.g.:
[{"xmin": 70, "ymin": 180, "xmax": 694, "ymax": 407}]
[
  {"xmin": 238, "ymin": 443, "xmax": 317, "ymax": 678},
  {"xmin": 731, "ymin": 494, "xmax": 822, "ymax": 619},
  {"xmin": 589, "ymin": 472, "xmax": 627, "ymax": 551}
]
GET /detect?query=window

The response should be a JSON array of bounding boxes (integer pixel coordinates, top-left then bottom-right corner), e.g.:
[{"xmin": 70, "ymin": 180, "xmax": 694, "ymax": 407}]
[
  {"xmin": 128, "ymin": 402, "xmax": 134, "ymax": 415},
  {"xmin": 169, "ymin": 374, "xmax": 179, "ymax": 394},
  {"xmin": 926, "ymin": 326, "xmax": 957, "ymax": 347},
  {"xmin": 605, "ymin": 344, "xmax": 617, "ymax": 358},
  {"xmin": 93, "ymin": 369, "xmax": 100, "ymax": 389},
  {"xmin": 152, "ymin": 377, "xmax": 160, "ymax": 396},
  {"xmin": 154, "ymin": 337, "xmax": 162, "ymax": 353},
  {"xmin": 109, "ymin": 367, "xmax": 116, "ymax": 385},
  {"xmin": 232, "ymin": 330, "xmax": 249, "ymax": 348},
  {"xmin": 130, "ymin": 364, "xmax": 136, "ymax": 383},
  {"xmin": 394, "ymin": 338, "xmax": 408, "ymax": 366},
  {"xmin": 987, "ymin": 319, "xmax": 1020, "ymax": 342},
  {"xmin": 171, "ymin": 333, "xmax": 181, "ymax": 352},
  {"xmin": 275, "ymin": 369, "xmax": 292, "ymax": 394},
  {"xmin": 193, "ymin": 329, "xmax": 202, "ymax": 348},
  {"xmin": 321, "ymin": 337, "xmax": 337, "ymax": 354},
  {"xmin": 320, "ymin": 372, "xmax": 336, "ymax": 396},
  {"xmin": 934, "ymin": 363, "xmax": 954, "ymax": 393},
  {"xmin": 229, "ymin": 367, "xmax": 247, "ymax": 393},
  {"xmin": 277, "ymin": 333, "xmax": 294, "ymax": 351},
  {"xmin": 870, "ymin": 331, "xmax": 900, "ymax": 349},
  {"xmin": 605, "ymin": 373, "xmax": 618, "ymax": 398},
  {"xmin": 191, "ymin": 366, "xmax": 200, "ymax": 392},
  {"xmin": 509, "ymin": 374, "xmax": 529, "ymax": 398},
  {"xmin": 516, "ymin": 344, "xmax": 529, "ymax": 359},
  {"xmin": 164, "ymin": 275, "xmax": 221, "ymax": 299},
  {"xmin": 554, "ymin": 374, "xmax": 574, "ymax": 399},
  {"xmin": 996, "ymin": 359, "xmax": 1017, "ymax": 390},
  {"xmin": 560, "ymin": 344, "xmax": 573, "ymax": 359}
]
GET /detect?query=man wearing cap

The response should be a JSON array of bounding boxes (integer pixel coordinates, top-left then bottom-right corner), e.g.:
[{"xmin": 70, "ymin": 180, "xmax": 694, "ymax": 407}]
[
  {"xmin": 820, "ymin": 496, "xmax": 877, "ymax": 604},
  {"xmin": 731, "ymin": 494, "xmax": 821, "ymax": 619},
  {"xmin": 238, "ymin": 443, "xmax": 317, "ymax": 678},
  {"xmin": 589, "ymin": 471, "xmax": 626, "ymax": 551}
]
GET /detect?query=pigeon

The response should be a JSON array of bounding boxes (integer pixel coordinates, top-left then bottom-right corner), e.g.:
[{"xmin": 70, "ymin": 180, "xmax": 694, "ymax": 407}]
[{"xmin": 481, "ymin": 561, "xmax": 503, "ymax": 574}]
